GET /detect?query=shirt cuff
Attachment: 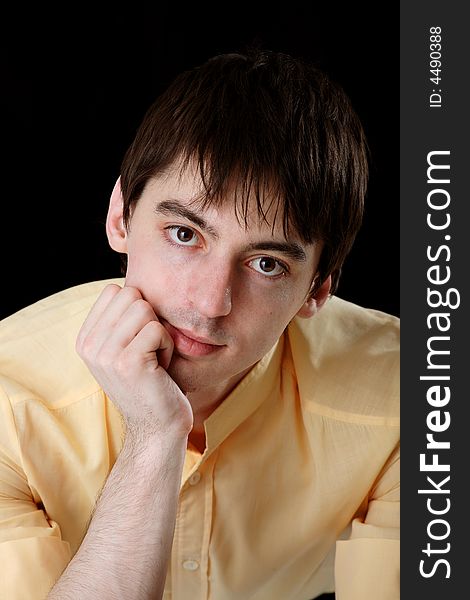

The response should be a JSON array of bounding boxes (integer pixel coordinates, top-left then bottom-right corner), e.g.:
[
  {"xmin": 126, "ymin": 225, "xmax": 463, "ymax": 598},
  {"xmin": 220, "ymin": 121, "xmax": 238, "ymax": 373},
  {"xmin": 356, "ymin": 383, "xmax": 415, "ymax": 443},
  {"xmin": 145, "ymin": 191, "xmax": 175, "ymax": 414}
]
[{"xmin": 335, "ymin": 537, "xmax": 399, "ymax": 600}]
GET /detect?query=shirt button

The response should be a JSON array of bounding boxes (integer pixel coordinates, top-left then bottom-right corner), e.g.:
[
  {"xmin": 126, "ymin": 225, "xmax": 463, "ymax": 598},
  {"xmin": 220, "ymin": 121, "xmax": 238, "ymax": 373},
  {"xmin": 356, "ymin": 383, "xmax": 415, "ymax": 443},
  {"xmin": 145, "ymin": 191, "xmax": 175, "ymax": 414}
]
[
  {"xmin": 182, "ymin": 559, "xmax": 199, "ymax": 571},
  {"xmin": 189, "ymin": 471, "xmax": 201, "ymax": 485}
]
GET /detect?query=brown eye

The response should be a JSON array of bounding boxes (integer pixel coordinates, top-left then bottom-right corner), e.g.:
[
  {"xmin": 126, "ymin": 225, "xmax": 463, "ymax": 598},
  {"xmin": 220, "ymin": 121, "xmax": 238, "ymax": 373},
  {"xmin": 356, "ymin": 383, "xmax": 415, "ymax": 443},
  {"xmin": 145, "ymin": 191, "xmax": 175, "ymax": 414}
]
[
  {"xmin": 176, "ymin": 227, "xmax": 194, "ymax": 243},
  {"xmin": 249, "ymin": 256, "xmax": 287, "ymax": 277},
  {"xmin": 167, "ymin": 226, "xmax": 199, "ymax": 246},
  {"xmin": 259, "ymin": 257, "xmax": 276, "ymax": 272}
]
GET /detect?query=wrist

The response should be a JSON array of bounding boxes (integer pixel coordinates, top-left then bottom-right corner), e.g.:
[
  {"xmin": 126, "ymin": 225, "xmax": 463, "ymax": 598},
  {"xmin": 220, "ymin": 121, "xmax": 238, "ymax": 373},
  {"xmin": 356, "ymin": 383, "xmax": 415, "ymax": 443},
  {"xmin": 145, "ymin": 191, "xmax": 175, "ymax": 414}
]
[{"xmin": 122, "ymin": 420, "xmax": 189, "ymax": 466}]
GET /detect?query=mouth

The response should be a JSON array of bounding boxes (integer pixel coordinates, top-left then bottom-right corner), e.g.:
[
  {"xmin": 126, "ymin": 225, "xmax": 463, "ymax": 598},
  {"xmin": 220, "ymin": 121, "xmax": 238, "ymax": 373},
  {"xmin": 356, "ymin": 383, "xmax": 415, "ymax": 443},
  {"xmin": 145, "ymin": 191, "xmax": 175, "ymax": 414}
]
[{"xmin": 162, "ymin": 321, "xmax": 225, "ymax": 358}]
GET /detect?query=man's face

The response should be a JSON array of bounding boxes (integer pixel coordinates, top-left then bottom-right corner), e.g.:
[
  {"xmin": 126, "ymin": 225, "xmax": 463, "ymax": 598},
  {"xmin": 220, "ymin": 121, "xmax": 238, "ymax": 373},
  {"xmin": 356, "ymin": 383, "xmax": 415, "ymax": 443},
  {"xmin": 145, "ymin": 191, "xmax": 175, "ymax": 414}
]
[{"xmin": 108, "ymin": 164, "xmax": 325, "ymax": 397}]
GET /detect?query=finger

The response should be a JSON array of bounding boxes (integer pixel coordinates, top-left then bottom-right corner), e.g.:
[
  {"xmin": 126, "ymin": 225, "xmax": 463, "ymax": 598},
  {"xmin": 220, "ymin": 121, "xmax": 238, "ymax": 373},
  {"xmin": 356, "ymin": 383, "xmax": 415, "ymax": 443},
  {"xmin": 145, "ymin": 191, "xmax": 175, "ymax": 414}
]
[
  {"xmin": 124, "ymin": 320, "xmax": 175, "ymax": 371},
  {"xmin": 79, "ymin": 286, "xmax": 144, "ymax": 353},
  {"xmin": 100, "ymin": 299, "xmax": 159, "ymax": 355},
  {"xmin": 76, "ymin": 284, "xmax": 122, "ymax": 349}
]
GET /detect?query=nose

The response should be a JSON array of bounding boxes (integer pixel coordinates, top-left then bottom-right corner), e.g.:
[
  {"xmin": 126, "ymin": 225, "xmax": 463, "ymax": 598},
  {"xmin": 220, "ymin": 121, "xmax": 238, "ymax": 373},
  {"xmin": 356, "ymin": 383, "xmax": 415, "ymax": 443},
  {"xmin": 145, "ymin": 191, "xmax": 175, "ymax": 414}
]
[{"xmin": 188, "ymin": 262, "xmax": 233, "ymax": 318}]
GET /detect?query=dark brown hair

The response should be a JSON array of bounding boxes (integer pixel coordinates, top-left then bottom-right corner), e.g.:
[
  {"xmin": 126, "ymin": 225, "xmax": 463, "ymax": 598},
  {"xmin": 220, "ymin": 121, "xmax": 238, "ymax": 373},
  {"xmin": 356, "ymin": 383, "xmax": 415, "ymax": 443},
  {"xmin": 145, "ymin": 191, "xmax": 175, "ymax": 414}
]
[{"xmin": 119, "ymin": 50, "xmax": 368, "ymax": 295}]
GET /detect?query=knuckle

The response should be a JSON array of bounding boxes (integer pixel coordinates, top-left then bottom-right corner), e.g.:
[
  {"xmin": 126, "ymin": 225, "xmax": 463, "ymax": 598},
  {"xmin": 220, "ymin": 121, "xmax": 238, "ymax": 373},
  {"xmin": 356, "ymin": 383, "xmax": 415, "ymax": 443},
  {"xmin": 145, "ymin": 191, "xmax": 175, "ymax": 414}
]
[
  {"xmin": 105, "ymin": 283, "xmax": 121, "ymax": 293},
  {"xmin": 78, "ymin": 335, "xmax": 96, "ymax": 359},
  {"xmin": 133, "ymin": 298, "xmax": 149, "ymax": 311},
  {"xmin": 102, "ymin": 283, "xmax": 121, "ymax": 299},
  {"xmin": 114, "ymin": 352, "xmax": 135, "ymax": 375},
  {"xmin": 122, "ymin": 286, "xmax": 143, "ymax": 302},
  {"xmin": 75, "ymin": 334, "xmax": 83, "ymax": 355},
  {"xmin": 144, "ymin": 319, "xmax": 163, "ymax": 336},
  {"xmin": 133, "ymin": 299, "xmax": 156, "ymax": 320},
  {"xmin": 97, "ymin": 349, "xmax": 115, "ymax": 370}
]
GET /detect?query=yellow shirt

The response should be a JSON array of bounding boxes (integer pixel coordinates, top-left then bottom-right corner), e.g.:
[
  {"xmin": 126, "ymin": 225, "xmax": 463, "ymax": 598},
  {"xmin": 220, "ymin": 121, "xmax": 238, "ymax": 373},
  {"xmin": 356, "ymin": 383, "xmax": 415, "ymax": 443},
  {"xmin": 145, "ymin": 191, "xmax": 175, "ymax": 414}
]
[{"xmin": 0, "ymin": 278, "xmax": 399, "ymax": 600}]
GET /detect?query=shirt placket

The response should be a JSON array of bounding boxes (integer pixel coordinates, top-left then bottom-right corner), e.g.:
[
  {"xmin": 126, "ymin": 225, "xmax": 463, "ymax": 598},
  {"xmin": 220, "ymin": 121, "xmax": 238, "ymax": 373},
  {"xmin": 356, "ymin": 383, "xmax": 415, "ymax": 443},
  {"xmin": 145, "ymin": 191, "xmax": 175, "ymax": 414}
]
[{"xmin": 171, "ymin": 450, "xmax": 216, "ymax": 600}]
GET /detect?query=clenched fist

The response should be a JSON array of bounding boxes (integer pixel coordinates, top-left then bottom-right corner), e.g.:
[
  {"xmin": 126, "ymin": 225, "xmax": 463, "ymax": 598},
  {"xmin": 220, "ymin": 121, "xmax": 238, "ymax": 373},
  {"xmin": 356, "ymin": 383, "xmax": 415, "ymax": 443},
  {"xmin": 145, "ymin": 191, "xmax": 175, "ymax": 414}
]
[{"xmin": 76, "ymin": 284, "xmax": 193, "ymax": 440}]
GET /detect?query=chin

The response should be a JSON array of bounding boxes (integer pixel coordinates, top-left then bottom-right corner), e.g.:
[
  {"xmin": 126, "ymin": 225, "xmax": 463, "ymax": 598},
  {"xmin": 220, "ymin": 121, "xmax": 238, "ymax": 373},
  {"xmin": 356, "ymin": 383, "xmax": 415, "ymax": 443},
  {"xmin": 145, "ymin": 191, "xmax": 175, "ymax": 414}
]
[{"xmin": 166, "ymin": 358, "xmax": 207, "ymax": 394}]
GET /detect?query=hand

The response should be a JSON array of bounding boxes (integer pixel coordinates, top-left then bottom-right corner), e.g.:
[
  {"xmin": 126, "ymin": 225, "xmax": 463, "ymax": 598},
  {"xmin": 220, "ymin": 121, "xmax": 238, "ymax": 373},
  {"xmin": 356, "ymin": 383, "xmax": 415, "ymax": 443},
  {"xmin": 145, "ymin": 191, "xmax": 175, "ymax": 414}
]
[{"xmin": 76, "ymin": 284, "xmax": 193, "ymax": 440}]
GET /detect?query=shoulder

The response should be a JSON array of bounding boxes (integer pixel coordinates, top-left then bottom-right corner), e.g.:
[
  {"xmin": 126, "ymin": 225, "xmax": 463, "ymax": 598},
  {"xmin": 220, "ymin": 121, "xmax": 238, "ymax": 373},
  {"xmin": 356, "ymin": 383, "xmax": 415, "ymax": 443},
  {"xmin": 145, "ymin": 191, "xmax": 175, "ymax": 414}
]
[
  {"xmin": 1, "ymin": 278, "xmax": 125, "ymax": 337},
  {"xmin": 0, "ymin": 278, "xmax": 124, "ymax": 408},
  {"xmin": 286, "ymin": 296, "xmax": 399, "ymax": 424}
]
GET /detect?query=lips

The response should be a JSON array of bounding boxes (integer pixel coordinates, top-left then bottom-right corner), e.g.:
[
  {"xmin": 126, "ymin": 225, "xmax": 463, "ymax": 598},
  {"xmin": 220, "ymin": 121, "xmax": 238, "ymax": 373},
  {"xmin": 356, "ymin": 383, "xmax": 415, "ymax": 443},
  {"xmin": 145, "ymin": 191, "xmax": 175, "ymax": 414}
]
[{"xmin": 163, "ymin": 321, "xmax": 225, "ymax": 358}]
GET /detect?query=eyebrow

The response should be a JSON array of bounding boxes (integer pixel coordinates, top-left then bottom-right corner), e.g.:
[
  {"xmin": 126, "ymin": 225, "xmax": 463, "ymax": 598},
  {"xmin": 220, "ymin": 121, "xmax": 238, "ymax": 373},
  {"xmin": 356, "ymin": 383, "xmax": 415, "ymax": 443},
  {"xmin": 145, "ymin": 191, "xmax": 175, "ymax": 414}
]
[
  {"xmin": 245, "ymin": 241, "xmax": 307, "ymax": 262},
  {"xmin": 154, "ymin": 199, "xmax": 307, "ymax": 262},
  {"xmin": 155, "ymin": 200, "xmax": 219, "ymax": 238}
]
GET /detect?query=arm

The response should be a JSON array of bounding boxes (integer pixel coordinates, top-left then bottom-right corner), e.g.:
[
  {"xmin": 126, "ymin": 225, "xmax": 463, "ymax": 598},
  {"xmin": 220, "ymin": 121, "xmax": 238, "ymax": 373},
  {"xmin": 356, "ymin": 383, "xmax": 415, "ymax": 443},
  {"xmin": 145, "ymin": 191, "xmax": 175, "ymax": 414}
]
[
  {"xmin": 47, "ymin": 426, "xmax": 186, "ymax": 600},
  {"xmin": 334, "ymin": 443, "xmax": 400, "ymax": 600},
  {"xmin": 47, "ymin": 283, "xmax": 193, "ymax": 599},
  {"xmin": 0, "ymin": 381, "xmax": 72, "ymax": 600}
]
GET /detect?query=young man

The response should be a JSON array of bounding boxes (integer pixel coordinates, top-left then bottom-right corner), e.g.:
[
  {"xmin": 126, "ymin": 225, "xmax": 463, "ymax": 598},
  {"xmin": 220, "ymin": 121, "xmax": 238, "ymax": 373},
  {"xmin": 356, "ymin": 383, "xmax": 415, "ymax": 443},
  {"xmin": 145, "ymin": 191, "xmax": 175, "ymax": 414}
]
[{"xmin": 0, "ymin": 51, "xmax": 399, "ymax": 599}]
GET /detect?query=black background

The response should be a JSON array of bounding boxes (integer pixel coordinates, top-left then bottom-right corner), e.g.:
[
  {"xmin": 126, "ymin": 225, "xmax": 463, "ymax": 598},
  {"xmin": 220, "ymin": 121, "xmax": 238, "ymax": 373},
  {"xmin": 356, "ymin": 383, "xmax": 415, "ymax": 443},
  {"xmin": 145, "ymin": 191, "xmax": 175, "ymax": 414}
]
[{"xmin": 1, "ymin": 4, "xmax": 399, "ymax": 322}]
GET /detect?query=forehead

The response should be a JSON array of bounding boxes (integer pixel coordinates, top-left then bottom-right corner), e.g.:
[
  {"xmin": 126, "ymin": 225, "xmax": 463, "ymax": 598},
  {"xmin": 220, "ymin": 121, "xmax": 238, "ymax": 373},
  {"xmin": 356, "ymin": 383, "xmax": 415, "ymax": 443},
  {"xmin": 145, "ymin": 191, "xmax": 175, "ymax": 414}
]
[{"xmin": 143, "ymin": 160, "xmax": 292, "ymax": 239}]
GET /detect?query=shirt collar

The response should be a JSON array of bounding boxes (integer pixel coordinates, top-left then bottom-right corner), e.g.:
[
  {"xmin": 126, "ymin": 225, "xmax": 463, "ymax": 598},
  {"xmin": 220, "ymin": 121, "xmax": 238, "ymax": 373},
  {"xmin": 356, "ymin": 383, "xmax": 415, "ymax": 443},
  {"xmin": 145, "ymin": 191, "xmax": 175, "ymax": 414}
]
[{"xmin": 201, "ymin": 334, "xmax": 284, "ymax": 460}]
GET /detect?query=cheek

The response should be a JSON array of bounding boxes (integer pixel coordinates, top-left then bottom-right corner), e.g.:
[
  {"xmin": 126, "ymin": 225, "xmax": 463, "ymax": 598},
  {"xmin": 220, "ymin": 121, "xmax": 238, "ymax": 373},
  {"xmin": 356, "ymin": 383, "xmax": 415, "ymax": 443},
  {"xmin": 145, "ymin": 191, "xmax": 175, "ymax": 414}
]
[
  {"xmin": 125, "ymin": 246, "xmax": 187, "ymax": 305},
  {"xmin": 236, "ymin": 299, "xmax": 291, "ymax": 347},
  {"xmin": 233, "ymin": 289, "xmax": 306, "ymax": 357},
  {"xmin": 241, "ymin": 279, "xmax": 304, "ymax": 324}
]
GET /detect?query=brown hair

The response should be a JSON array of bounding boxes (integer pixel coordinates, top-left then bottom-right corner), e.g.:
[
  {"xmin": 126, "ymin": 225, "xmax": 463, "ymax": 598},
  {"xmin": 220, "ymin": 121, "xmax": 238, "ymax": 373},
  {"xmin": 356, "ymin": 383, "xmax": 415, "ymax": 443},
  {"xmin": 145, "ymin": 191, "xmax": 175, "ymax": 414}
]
[{"xmin": 119, "ymin": 50, "xmax": 368, "ymax": 295}]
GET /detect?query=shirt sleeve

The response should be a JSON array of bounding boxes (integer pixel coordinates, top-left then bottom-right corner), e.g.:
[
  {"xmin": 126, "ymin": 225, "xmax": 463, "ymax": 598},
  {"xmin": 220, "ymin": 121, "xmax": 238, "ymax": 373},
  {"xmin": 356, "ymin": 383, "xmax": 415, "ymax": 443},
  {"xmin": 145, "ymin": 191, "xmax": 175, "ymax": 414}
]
[
  {"xmin": 334, "ymin": 443, "xmax": 400, "ymax": 600},
  {"xmin": 0, "ymin": 384, "xmax": 71, "ymax": 599}
]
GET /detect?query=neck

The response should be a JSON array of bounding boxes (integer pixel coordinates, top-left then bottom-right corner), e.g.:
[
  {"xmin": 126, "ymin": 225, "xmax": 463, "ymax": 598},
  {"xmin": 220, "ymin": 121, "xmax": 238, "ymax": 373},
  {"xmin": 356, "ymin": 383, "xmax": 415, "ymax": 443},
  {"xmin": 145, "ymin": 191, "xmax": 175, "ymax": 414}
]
[{"xmin": 185, "ymin": 365, "xmax": 253, "ymax": 450}]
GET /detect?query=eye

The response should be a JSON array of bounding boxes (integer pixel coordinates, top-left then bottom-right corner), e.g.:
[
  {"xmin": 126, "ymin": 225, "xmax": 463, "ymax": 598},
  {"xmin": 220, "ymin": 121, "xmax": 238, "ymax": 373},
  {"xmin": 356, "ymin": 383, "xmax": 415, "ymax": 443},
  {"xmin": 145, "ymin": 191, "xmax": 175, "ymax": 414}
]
[
  {"xmin": 166, "ymin": 225, "xmax": 199, "ymax": 246},
  {"xmin": 249, "ymin": 256, "xmax": 288, "ymax": 278}
]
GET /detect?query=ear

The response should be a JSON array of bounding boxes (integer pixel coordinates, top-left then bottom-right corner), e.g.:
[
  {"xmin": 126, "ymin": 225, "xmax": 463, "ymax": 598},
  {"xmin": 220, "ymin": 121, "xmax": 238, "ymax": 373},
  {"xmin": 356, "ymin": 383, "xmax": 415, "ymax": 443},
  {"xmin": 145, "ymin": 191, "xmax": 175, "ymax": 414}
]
[
  {"xmin": 296, "ymin": 275, "xmax": 332, "ymax": 319},
  {"xmin": 106, "ymin": 177, "xmax": 128, "ymax": 253}
]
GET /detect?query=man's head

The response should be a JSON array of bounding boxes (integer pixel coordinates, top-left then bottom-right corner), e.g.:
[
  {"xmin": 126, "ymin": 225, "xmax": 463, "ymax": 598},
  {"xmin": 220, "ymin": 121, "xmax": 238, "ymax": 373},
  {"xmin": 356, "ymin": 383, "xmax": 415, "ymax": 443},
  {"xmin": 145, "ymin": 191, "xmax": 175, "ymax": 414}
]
[
  {"xmin": 106, "ymin": 50, "xmax": 368, "ymax": 396},
  {"xmin": 118, "ymin": 49, "xmax": 368, "ymax": 297}
]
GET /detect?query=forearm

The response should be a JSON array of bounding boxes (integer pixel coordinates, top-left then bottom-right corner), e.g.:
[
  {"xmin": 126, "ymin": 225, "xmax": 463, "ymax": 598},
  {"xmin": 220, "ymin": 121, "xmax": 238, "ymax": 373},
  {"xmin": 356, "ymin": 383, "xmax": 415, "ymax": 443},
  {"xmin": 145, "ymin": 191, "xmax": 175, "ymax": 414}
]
[{"xmin": 47, "ymin": 429, "xmax": 187, "ymax": 600}]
